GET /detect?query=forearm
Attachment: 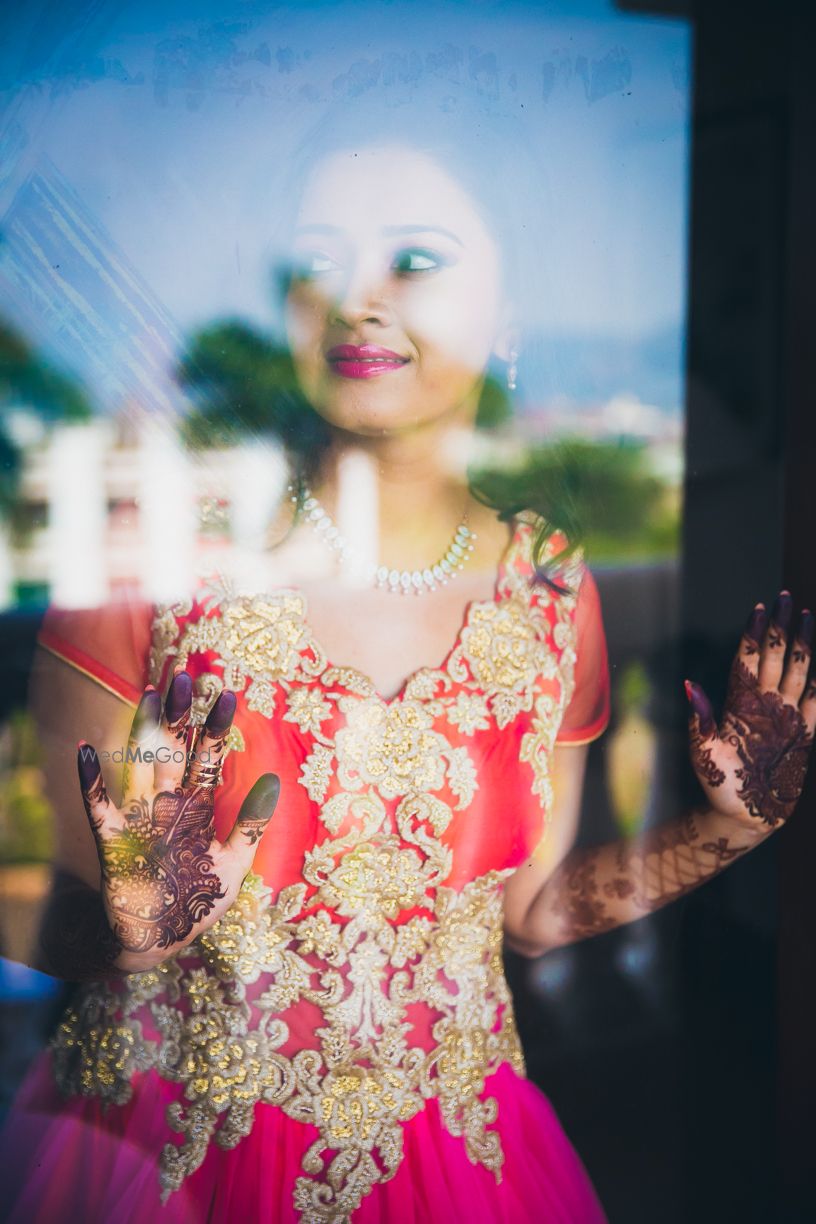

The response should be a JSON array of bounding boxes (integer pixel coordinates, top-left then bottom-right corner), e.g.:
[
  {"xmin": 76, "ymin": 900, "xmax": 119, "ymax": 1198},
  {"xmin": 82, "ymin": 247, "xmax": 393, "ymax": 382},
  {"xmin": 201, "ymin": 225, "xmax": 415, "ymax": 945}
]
[{"xmin": 522, "ymin": 805, "xmax": 771, "ymax": 953}]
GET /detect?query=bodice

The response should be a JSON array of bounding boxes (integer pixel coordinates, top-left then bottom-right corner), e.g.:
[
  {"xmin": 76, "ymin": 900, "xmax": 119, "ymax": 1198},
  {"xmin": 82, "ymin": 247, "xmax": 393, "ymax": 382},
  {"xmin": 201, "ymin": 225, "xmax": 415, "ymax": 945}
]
[{"xmin": 50, "ymin": 518, "xmax": 589, "ymax": 1223}]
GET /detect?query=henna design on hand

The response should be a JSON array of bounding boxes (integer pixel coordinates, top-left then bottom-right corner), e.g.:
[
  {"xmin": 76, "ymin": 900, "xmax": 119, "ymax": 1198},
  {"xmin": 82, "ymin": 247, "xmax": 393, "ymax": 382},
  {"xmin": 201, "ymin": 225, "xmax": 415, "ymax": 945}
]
[
  {"xmin": 165, "ymin": 668, "xmax": 193, "ymax": 743},
  {"xmin": 721, "ymin": 653, "xmax": 812, "ymax": 827},
  {"xmin": 71, "ymin": 677, "xmax": 279, "ymax": 973},
  {"xmin": 120, "ymin": 686, "xmax": 161, "ymax": 796},
  {"xmin": 233, "ymin": 819, "xmax": 268, "ymax": 846},
  {"xmin": 102, "ymin": 787, "xmax": 224, "ymax": 953},
  {"xmin": 686, "ymin": 681, "xmax": 726, "ymax": 787},
  {"xmin": 232, "ymin": 774, "xmax": 281, "ymax": 848},
  {"xmin": 685, "ymin": 595, "xmax": 816, "ymax": 830},
  {"xmin": 185, "ymin": 690, "xmax": 235, "ymax": 789},
  {"xmin": 79, "ymin": 743, "xmax": 225, "ymax": 954}
]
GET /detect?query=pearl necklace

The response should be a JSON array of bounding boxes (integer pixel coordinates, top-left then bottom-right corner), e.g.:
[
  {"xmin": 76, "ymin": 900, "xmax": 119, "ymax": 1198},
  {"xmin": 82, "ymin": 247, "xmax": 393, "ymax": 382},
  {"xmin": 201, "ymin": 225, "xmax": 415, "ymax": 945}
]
[{"xmin": 288, "ymin": 480, "xmax": 477, "ymax": 595}]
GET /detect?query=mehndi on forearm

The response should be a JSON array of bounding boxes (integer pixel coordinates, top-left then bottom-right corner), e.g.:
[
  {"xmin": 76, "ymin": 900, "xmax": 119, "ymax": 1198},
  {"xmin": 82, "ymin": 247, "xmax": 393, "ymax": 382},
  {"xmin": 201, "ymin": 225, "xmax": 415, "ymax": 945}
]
[
  {"xmin": 35, "ymin": 868, "xmax": 127, "ymax": 982},
  {"xmin": 525, "ymin": 806, "xmax": 770, "ymax": 953}
]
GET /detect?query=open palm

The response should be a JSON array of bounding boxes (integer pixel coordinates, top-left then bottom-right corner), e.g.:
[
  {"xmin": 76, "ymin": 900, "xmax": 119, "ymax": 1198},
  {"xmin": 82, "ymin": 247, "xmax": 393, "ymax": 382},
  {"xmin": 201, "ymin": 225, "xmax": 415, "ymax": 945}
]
[
  {"xmin": 686, "ymin": 593, "xmax": 816, "ymax": 830},
  {"xmin": 77, "ymin": 668, "xmax": 279, "ymax": 968}
]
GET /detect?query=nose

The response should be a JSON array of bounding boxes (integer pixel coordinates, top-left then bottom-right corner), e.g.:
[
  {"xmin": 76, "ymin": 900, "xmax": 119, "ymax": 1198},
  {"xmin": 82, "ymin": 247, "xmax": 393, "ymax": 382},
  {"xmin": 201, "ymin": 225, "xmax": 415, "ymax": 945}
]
[{"xmin": 328, "ymin": 254, "xmax": 391, "ymax": 328}]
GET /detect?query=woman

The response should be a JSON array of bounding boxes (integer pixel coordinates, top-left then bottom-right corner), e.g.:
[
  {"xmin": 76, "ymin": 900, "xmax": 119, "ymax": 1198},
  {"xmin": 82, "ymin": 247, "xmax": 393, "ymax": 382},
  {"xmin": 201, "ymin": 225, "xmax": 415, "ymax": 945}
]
[{"xmin": 1, "ymin": 100, "xmax": 813, "ymax": 1223}]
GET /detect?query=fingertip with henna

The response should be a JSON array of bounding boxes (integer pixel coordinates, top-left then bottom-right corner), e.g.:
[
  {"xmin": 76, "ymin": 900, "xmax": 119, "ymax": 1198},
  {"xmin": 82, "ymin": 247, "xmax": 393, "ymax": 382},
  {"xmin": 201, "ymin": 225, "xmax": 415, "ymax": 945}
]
[
  {"xmin": 230, "ymin": 774, "xmax": 281, "ymax": 854},
  {"xmin": 744, "ymin": 604, "xmax": 767, "ymax": 642},
  {"xmin": 243, "ymin": 773, "xmax": 281, "ymax": 820},
  {"xmin": 685, "ymin": 680, "xmax": 717, "ymax": 736},
  {"xmin": 133, "ymin": 687, "xmax": 162, "ymax": 731},
  {"xmin": 204, "ymin": 690, "xmax": 237, "ymax": 736},
  {"xmin": 770, "ymin": 591, "xmax": 793, "ymax": 634},
  {"xmin": 165, "ymin": 669, "xmax": 193, "ymax": 722},
  {"xmin": 77, "ymin": 742, "xmax": 101, "ymax": 789}
]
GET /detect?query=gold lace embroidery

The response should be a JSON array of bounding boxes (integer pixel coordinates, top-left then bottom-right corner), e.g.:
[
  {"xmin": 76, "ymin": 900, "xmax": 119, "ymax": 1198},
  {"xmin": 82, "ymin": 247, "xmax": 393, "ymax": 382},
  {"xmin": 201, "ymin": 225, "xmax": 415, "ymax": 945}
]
[
  {"xmin": 51, "ymin": 520, "xmax": 585, "ymax": 1222},
  {"xmin": 51, "ymin": 869, "xmax": 524, "ymax": 1221}
]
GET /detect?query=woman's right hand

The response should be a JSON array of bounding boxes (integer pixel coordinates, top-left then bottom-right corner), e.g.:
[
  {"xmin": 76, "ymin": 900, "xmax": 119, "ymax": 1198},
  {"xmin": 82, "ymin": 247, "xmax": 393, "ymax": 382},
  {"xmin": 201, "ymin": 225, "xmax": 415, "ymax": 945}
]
[{"xmin": 76, "ymin": 668, "xmax": 279, "ymax": 974}]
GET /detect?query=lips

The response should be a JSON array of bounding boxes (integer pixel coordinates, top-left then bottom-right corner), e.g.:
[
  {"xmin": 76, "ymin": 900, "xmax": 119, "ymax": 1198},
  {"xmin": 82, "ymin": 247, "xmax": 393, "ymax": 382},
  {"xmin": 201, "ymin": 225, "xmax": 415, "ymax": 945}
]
[
  {"xmin": 326, "ymin": 343, "xmax": 410, "ymax": 380},
  {"xmin": 326, "ymin": 344, "xmax": 408, "ymax": 362}
]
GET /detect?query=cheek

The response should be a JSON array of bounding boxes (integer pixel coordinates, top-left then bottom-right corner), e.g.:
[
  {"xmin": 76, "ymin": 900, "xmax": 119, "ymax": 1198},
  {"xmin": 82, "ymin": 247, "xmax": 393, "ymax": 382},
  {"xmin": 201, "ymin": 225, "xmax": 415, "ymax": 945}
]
[
  {"xmin": 404, "ymin": 266, "xmax": 501, "ymax": 372},
  {"xmin": 284, "ymin": 299, "xmax": 320, "ymax": 358}
]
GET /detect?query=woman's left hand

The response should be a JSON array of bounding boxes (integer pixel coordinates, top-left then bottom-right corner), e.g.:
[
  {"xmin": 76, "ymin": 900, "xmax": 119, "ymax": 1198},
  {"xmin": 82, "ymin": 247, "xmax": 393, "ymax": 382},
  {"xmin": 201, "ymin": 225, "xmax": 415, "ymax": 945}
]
[{"xmin": 685, "ymin": 592, "xmax": 816, "ymax": 834}]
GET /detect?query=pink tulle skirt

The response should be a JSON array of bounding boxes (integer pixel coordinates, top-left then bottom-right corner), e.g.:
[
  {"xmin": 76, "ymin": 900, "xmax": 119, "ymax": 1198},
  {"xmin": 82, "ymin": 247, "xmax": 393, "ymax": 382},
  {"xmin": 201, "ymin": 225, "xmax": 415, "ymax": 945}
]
[{"xmin": 0, "ymin": 1050, "xmax": 608, "ymax": 1223}]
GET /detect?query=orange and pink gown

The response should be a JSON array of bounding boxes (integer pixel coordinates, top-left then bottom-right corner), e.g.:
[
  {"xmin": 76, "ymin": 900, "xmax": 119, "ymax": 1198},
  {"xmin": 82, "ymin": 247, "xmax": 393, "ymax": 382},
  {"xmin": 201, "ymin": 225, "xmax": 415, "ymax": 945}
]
[{"xmin": 0, "ymin": 518, "xmax": 611, "ymax": 1223}]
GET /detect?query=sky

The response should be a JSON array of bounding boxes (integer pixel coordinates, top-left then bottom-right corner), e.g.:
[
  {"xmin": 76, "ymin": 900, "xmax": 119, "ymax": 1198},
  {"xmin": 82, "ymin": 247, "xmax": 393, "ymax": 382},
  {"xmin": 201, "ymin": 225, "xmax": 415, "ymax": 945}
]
[{"xmin": 0, "ymin": 0, "xmax": 691, "ymax": 416}]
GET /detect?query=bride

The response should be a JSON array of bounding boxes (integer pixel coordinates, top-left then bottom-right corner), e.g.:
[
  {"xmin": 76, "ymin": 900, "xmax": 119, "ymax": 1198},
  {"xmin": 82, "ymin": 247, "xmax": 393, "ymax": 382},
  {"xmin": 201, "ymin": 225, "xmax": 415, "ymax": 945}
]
[{"xmin": 0, "ymin": 99, "xmax": 812, "ymax": 1223}]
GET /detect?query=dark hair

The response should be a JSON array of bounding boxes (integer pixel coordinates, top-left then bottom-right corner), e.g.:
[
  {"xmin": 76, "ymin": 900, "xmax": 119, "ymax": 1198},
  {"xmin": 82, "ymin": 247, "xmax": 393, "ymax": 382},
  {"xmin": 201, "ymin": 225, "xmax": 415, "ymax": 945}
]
[{"xmin": 261, "ymin": 95, "xmax": 582, "ymax": 592}]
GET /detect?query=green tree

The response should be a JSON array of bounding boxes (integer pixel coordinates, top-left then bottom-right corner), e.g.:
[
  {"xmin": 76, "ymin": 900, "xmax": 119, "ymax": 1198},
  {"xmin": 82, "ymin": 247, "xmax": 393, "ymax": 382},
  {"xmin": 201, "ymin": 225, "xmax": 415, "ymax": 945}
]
[
  {"xmin": 470, "ymin": 434, "xmax": 680, "ymax": 563},
  {"xmin": 175, "ymin": 320, "xmax": 331, "ymax": 458}
]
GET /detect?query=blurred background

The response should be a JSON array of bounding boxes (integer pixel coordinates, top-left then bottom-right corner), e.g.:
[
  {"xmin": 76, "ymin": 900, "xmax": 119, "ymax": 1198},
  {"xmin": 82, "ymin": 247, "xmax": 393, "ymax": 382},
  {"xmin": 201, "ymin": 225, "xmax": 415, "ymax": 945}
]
[{"xmin": 0, "ymin": 1, "xmax": 814, "ymax": 1220}]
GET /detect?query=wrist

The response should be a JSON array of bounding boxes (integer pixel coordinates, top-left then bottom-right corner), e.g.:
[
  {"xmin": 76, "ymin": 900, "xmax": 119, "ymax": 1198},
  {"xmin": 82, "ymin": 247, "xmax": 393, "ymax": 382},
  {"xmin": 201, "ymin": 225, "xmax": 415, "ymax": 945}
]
[
  {"xmin": 691, "ymin": 802, "xmax": 773, "ymax": 851},
  {"xmin": 112, "ymin": 947, "xmax": 169, "ymax": 975}
]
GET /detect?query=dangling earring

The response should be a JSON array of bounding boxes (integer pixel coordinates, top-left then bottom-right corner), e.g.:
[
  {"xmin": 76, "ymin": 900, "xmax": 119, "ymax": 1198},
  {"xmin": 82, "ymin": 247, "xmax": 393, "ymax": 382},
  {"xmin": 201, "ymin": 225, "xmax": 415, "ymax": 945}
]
[{"xmin": 507, "ymin": 346, "xmax": 519, "ymax": 392}]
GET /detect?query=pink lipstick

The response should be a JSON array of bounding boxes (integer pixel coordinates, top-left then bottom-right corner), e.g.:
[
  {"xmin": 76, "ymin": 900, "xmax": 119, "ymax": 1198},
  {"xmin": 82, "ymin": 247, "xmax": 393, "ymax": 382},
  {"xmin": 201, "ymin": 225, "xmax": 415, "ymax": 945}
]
[{"xmin": 326, "ymin": 344, "xmax": 409, "ymax": 380}]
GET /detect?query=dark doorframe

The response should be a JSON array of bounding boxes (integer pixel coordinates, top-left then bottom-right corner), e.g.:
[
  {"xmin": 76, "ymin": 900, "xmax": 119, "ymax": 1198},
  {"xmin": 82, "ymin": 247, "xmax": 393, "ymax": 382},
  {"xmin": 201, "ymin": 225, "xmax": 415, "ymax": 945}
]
[{"xmin": 620, "ymin": 0, "xmax": 816, "ymax": 1218}]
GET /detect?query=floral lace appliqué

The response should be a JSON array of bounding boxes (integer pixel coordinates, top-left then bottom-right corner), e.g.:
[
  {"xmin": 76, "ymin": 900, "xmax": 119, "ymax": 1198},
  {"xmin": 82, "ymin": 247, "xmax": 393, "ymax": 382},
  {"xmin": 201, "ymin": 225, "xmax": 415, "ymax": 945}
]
[{"xmin": 51, "ymin": 520, "xmax": 586, "ymax": 1223}]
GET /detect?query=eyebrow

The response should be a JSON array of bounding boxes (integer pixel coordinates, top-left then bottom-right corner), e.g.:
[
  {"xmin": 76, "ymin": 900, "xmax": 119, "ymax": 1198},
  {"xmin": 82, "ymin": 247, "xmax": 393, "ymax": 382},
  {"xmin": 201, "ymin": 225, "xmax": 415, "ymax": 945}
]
[{"xmin": 293, "ymin": 223, "xmax": 465, "ymax": 248}]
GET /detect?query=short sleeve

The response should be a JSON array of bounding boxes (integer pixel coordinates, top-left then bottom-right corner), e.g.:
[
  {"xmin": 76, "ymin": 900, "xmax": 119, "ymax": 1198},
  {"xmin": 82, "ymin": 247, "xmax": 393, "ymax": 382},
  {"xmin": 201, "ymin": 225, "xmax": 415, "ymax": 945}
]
[
  {"xmin": 36, "ymin": 586, "xmax": 155, "ymax": 706},
  {"xmin": 554, "ymin": 564, "xmax": 611, "ymax": 746}
]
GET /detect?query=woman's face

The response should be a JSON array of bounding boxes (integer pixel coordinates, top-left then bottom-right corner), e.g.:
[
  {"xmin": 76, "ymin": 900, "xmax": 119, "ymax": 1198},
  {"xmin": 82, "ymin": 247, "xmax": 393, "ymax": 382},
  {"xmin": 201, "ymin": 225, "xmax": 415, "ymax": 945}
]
[{"xmin": 283, "ymin": 142, "xmax": 511, "ymax": 437}]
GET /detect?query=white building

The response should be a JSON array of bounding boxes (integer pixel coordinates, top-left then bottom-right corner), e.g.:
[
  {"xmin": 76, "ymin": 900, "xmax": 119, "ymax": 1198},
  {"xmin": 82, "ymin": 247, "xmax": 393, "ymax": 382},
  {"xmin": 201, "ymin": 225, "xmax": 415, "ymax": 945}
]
[{"xmin": 1, "ymin": 411, "xmax": 288, "ymax": 611}]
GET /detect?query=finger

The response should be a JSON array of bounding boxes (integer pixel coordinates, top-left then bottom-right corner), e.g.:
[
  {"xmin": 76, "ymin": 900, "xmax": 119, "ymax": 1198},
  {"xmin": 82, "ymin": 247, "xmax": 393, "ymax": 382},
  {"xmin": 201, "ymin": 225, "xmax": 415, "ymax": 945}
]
[
  {"xmin": 77, "ymin": 741, "xmax": 123, "ymax": 850},
  {"xmin": 780, "ymin": 608, "xmax": 813, "ymax": 706},
  {"xmin": 800, "ymin": 661, "xmax": 816, "ymax": 738},
  {"xmin": 685, "ymin": 682, "xmax": 728, "ymax": 787},
  {"xmin": 224, "ymin": 773, "xmax": 280, "ymax": 871},
  {"xmin": 153, "ymin": 667, "xmax": 194, "ymax": 793},
  {"xmin": 184, "ymin": 690, "xmax": 236, "ymax": 791},
  {"xmin": 685, "ymin": 680, "xmax": 717, "ymax": 739},
  {"xmin": 734, "ymin": 603, "xmax": 767, "ymax": 682},
  {"xmin": 121, "ymin": 687, "xmax": 163, "ymax": 801},
  {"xmin": 758, "ymin": 590, "xmax": 792, "ymax": 692},
  {"xmin": 723, "ymin": 603, "xmax": 766, "ymax": 721}
]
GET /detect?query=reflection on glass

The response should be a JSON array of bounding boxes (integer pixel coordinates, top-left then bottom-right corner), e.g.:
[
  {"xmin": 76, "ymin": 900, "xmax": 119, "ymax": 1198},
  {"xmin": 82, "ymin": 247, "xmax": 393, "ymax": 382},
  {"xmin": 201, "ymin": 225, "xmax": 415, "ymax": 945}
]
[{"xmin": 4, "ymin": 8, "xmax": 779, "ymax": 1224}]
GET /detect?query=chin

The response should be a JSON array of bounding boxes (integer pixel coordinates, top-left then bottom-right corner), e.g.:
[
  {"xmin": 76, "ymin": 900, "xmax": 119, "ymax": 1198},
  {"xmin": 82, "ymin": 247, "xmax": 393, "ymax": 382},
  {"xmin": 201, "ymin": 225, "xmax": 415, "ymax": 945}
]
[
  {"xmin": 326, "ymin": 413, "xmax": 422, "ymax": 439},
  {"xmin": 309, "ymin": 393, "xmax": 439, "ymax": 438}
]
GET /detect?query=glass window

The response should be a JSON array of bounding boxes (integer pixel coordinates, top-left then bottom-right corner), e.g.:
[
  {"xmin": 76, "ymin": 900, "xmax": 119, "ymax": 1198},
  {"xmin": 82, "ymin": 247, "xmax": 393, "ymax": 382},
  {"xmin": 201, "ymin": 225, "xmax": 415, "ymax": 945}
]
[{"xmin": 0, "ymin": 3, "xmax": 810, "ymax": 1222}]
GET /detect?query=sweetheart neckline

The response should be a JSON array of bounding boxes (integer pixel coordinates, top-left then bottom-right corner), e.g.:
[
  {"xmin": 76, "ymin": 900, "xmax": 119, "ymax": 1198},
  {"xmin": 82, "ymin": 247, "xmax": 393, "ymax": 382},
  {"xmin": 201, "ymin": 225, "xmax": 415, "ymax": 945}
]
[
  {"xmin": 210, "ymin": 516, "xmax": 532, "ymax": 705},
  {"xmin": 299, "ymin": 518, "xmax": 526, "ymax": 704}
]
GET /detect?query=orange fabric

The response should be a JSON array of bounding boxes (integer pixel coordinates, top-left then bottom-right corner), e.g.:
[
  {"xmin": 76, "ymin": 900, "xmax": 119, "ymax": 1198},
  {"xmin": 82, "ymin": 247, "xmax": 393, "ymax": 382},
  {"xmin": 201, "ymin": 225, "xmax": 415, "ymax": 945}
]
[
  {"xmin": 36, "ymin": 588, "xmax": 155, "ymax": 705},
  {"xmin": 132, "ymin": 528, "xmax": 610, "ymax": 902},
  {"xmin": 554, "ymin": 566, "xmax": 611, "ymax": 745},
  {"xmin": 33, "ymin": 558, "xmax": 610, "ymax": 739},
  {"xmin": 4, "ymin": 526, "xmax": 615, "ymax": 1224}
]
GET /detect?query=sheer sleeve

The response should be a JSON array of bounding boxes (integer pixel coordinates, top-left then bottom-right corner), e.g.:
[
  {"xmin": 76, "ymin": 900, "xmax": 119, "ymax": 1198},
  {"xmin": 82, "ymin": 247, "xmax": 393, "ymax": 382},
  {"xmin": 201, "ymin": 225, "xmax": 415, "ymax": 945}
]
[
  {"xmin": 554, "ymin": 564, "xmax": 611, "ymax": 746},
  {"xmin": 36, "ymin": 586, "xmax": 155, "ymax": 706}
]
